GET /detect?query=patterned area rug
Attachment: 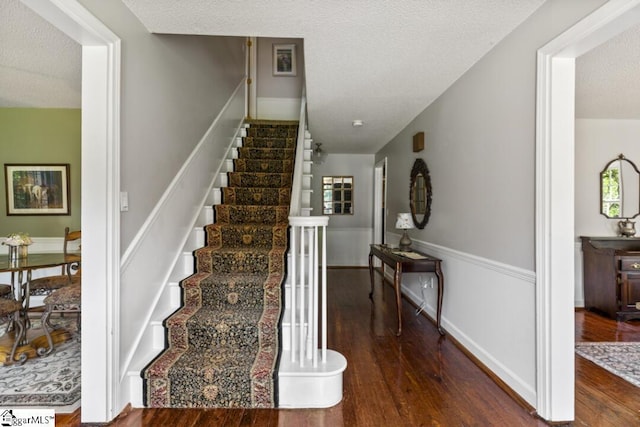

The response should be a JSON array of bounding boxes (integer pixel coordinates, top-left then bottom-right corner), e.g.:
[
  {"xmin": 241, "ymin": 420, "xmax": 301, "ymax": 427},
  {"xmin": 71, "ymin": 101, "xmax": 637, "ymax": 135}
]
[
  {"xmin": 143, "ymin": 120, "xmax": 297, "ymax": 408},
  {"xmin": 575, "ymin": 342, "xmax": 640, "ymax": 387},
  {"xmin": 0, "ymin": 317, "xmax": 80, "ymax": 412}
]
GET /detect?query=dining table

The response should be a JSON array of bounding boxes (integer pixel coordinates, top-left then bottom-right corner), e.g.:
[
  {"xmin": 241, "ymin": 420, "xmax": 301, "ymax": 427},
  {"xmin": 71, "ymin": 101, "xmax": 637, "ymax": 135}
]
[{"xmin": 0, "ymin": 252, "xmax": 80, "ymax": 363}]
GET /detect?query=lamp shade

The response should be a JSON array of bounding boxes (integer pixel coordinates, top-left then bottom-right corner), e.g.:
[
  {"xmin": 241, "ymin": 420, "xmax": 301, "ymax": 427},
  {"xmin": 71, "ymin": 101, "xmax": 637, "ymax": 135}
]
[{"xmin": 395, "ymin": 213, "xmax": 414, "ymax": 230}]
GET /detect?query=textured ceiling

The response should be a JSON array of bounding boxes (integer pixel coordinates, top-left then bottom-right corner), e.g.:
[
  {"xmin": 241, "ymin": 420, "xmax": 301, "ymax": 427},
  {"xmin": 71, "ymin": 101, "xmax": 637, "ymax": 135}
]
[
  {"xmin": 121, "ymin": 0, "xmax": 548, "ymax": 153},
  {"xmin": 576, "ymin": 23, "xmax": 640, "ymax": 120},
  {"xmin": 3, "ymin": 0, "xmax": 639, "ymax": 154},
  {"xmin": 0, "ymin": 0, "xmax": 81, "ymax": 108}
]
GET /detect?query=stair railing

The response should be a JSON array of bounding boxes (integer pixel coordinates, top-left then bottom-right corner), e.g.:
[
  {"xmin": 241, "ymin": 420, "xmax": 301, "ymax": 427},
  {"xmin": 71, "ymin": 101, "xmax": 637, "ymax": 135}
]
[{"xmin": 288, "ymin": 89, "xmax": 330, "ymax": 367}]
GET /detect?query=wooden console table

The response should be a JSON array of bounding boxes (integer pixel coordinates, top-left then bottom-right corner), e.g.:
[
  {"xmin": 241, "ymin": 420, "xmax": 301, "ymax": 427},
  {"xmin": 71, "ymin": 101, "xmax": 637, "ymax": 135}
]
[{"xmin": 368, "ymin": 244, "xmax": 444, "ymax": 336}]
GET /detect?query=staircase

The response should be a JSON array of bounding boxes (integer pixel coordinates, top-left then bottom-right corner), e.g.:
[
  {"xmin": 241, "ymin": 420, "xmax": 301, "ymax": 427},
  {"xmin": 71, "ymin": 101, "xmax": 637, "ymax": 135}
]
[
  {"xmin": 142, "ymin": 120, "xmax": 298, "ymax": 407},
  {"xmin": 131, "ymin": 112, "xmax": 345, "ymax": 408}
]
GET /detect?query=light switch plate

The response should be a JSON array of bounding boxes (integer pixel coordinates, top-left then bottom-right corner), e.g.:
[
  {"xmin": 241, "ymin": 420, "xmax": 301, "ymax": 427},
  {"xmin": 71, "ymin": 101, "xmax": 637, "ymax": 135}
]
[{"xmin": 120, "ymin": 191, "xmax": 129, "ymax": 212}]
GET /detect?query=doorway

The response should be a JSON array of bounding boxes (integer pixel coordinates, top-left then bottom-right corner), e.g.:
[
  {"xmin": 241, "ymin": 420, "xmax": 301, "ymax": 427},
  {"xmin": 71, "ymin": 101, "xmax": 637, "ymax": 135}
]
[
  {"xmin": 22, "ymin": 0, "xmax": 121, "ymax": 423},
  {"xmin": 373, "ymin": 158, "xmax": 387, "ymax": 245},
  {"xmin": 535, "ymin": 0, "xmax": 640, "ymax": 421}
]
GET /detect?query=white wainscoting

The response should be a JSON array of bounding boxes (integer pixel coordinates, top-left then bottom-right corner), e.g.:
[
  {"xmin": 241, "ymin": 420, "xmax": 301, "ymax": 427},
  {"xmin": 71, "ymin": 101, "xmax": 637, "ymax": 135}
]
[
  {"xmin": 388, "ymin": 235, "xmax": 537, "ymax": 407},
  {"xmin": 257, "ymin": 97, "xmax": 301, "ymax": 121},
  {"xmin": 326, "ymin": 227, "xmax": 372, "ymax": 267}
]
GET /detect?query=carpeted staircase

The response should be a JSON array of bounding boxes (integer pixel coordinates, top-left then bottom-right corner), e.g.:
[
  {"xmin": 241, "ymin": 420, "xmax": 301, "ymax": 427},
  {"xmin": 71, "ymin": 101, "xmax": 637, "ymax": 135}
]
[{"xmin": 142, "ymin": 120, "xmax": 298, "ymax": 408}]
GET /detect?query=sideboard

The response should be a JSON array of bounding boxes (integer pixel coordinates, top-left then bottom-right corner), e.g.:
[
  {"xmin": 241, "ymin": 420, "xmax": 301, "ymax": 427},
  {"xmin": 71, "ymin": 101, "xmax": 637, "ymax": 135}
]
[{"xmin": 581, "ymin": 236, "xmax": 640, "ymax": 321}]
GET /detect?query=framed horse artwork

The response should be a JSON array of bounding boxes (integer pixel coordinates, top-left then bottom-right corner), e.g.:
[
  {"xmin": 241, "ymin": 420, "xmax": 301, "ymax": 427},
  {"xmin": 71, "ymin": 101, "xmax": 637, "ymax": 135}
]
[{"xmin": 4, "ymin": 164, "xmax": 70, "ymax": 215}]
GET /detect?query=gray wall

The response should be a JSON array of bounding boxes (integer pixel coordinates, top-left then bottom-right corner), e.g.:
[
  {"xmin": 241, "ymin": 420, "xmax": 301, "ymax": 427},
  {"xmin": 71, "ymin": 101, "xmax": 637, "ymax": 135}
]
[
  {"xmin": 257, "ymin": 37, "xmax": 304, "ymax": 99},
  {"xmin": 375, "ymin": 0, "xmax": 608, "ymax": 408},
  {"xmin": 575, "ymin": 119, "xmax": 640, "ymax": 237},
  {"xmin": 0, "ymin": 108, "xmax": 81, "ymax": 237},
  {"xmin": 80, "ymin": 0, "xmax": 246, "ymax": 251},
  {"xmin": 377, "ymin": 0, "xmax": 607, "ymax": 271},
  {"xmin": 311, "ymin": 153, "xmax": 374, "ymax": 266}
]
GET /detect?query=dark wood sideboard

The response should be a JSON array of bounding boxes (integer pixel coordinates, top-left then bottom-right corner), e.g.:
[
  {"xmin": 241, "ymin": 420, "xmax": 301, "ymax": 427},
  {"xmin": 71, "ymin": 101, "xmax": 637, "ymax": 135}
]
[{"xmin": 581, "ymin": 236, "xmax": 640, "ymax": 321}]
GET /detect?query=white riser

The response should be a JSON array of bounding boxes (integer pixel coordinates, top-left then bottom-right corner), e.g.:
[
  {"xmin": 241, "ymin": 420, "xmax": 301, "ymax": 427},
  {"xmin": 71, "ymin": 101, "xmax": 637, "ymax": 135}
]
[
  {"xmin": 303, "ymin": 162, "xmax": 311, "ymax": 174},
  {"xmin": 301, "ymin": 190, "xmax": 312, "ymax": 207},
  {"xmin": 278, "ymin": 349, "xmax": 347, "ymax": 408},
  {"xmin": 200, "ymin": 206, "xmax": 214, "ymax": 225},
  {"xmin": 181, "ymin": 227, "xmax": 204, "ymax": 251},
  {"xmin": 210, "ymin": 188, "xmax": 222, "ymax": 206},
  {"xmin": 126, "ymin": 280, "xmax": 181, "ymax": 408}
]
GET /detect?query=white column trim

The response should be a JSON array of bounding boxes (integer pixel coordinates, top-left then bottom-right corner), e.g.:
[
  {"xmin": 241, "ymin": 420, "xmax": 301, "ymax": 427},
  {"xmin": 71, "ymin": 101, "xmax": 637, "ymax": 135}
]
[{"xmin": 20, "ymin": 0, "xmax": 121, "ymax": 423}]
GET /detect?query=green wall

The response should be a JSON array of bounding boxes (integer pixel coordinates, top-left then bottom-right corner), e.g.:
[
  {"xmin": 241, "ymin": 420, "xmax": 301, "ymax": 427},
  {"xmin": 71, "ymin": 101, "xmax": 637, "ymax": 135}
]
[{"xmin": 0, "ymin": 108, "xmax": 81, "ymax": 237}]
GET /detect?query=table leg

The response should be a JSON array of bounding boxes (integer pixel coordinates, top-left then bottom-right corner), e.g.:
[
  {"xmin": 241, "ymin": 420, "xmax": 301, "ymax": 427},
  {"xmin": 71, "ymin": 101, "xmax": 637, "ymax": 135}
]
[
  {"xmin": 435, "ymin": 263, "xmax": 445, "ymax": 335},
  {"xmin": 368, "ymin": 251, "xmax": 375, "ymax": 299},
  {"xmin": 22, "ymin": 270, "xmax": 32, "ymax": 335},
  {"xmin": 395, "ymin": 262, "xmax": 402, "ymax": 336}
]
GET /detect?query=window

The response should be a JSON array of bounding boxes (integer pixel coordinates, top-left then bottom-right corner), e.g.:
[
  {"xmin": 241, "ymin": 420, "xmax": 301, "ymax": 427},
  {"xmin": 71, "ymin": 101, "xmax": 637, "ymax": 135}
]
[
  {"xmin": 602, "ymin": 165, "xmax": 621, "ymax": 217},
  {"xmin": 323, "ymin": 176, "xmax": 353, "ymax": 215}
]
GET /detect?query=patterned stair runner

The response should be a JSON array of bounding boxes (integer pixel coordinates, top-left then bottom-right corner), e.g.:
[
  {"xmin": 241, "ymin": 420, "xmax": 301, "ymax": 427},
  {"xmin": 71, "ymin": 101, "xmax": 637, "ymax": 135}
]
[{"xmin": 142, "ymin": 120, "xmax": 298, "ymax": 408}]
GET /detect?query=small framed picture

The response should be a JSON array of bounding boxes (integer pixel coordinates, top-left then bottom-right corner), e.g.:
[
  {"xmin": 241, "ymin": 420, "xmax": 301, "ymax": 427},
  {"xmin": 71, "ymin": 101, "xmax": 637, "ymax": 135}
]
[
  {"xmin": 4, "ymin": 164, "xmax": 71, "ymax": 215},
  {"xmin": 273, "ymin": 44, "xmax": 297, "ymax": 76}
]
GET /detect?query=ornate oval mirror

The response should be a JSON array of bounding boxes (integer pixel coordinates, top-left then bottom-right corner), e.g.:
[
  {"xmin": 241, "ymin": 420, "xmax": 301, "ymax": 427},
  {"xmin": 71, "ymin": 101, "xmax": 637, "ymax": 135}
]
[
  {"xmin": 600, "ymin": 154, "xmax": 640, "ymax": 219},
  {"xmin": 410, "ymin": 158, "xmax": 432, "ymax": 229}
]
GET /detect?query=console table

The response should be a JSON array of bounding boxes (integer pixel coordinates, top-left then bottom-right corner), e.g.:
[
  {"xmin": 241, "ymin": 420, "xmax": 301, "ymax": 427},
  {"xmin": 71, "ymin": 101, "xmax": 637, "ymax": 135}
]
[{"xmin": 368, "ymin": 244, "xmax": 444, "ymax": 336}]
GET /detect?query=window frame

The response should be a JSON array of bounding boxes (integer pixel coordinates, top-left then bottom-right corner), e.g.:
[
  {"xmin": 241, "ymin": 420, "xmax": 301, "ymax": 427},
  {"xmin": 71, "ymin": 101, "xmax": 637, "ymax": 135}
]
[{"xmin": 322, "ymin": 175, "xmax": 354, "ymax": 215}]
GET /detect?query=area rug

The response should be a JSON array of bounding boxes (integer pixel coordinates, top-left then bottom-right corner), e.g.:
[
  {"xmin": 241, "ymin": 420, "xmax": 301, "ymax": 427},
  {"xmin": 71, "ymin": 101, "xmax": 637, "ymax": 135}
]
[
  {"xmin": 575, "ymin": 342, "xmax": 640, "ymax": 387},
  {"xmin": 142, "ymin": 120, "xmax": 297, "ymax": 408},
  {"xmin": 0, "ymin": 318, "xmax": 80, "ymax": 412}
]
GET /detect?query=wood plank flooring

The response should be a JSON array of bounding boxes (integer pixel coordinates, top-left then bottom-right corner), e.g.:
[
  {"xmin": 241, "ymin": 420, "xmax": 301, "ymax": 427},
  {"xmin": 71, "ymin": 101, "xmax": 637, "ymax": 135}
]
[{"xmin": 56, "ymin": 268, "xmax": 640, "ymax": 426}]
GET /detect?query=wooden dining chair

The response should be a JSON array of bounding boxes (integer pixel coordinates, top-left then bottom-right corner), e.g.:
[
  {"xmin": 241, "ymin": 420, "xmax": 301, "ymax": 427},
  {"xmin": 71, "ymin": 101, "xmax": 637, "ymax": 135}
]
[{"xmin": 28, "ymin": 227, "xmax": 81, "ymax": 297}]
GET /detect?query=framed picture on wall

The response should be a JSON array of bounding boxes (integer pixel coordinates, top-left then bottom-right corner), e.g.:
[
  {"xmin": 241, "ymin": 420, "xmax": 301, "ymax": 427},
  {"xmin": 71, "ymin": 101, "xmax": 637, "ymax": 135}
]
[
  {"xmin": 273, "ymin": 43, "xmax": 297, "ymax": 76},
  {"xmin": 4, "ymin": 164, "xmax": 70, "ymax": 215}
]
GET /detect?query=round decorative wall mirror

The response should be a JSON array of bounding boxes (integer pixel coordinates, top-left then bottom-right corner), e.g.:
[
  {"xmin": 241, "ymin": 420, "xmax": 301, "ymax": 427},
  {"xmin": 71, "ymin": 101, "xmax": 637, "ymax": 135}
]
[{"xmin": 410, "ymin": 158, "xmax": 432, "ymax": 229}]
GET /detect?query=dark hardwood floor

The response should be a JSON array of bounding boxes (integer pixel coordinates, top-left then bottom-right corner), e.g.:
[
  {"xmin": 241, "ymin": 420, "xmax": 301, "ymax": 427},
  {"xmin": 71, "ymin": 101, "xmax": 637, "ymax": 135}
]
[{"xmin": 57, "ymin": 268, "xmax": 640, "ymax": 426}]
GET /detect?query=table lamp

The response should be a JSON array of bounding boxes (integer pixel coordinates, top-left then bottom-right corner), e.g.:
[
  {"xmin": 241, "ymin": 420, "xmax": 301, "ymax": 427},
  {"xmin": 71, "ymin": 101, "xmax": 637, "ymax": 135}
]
[{"xmin": 395, "ymin": 213, "xmax": 414, "ymax": 249}]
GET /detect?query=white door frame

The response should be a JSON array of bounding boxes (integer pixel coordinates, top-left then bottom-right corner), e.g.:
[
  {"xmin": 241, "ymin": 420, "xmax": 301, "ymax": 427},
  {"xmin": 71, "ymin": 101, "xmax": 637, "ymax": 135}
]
[
  {"xmin": 248, "ymin": 37, "xmax": 258, "ymax": 118},
  {"xmin": 373, "ymin": 158, "xmax": 387, "ymax": 245},
  {"xmin": 535, "ymin": 0, "xmax": 640, "ymax": 421},
  {"xmin": 373, "ymin": 158, "xmax": 387, "ymax": 268},
  {"xmin": 21, "ymin": 0, "xmax": 121, "ymax": 423}
]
